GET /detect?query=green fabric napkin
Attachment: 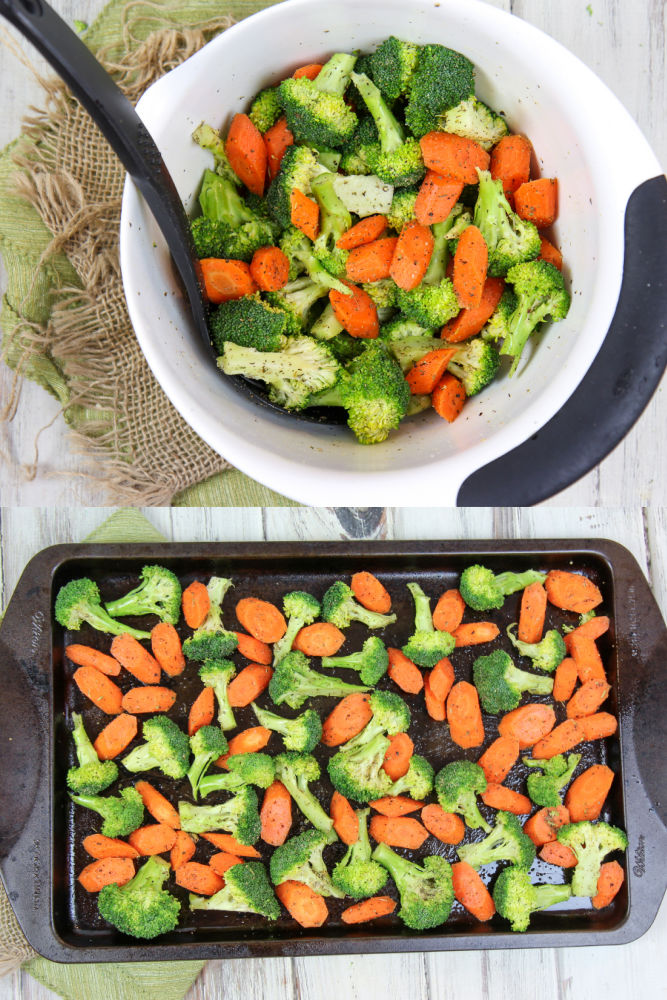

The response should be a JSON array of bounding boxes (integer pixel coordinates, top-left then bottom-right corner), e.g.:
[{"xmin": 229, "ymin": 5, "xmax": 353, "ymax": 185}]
[{"xmin": 21, "ymin": 508, "xmax": 204, "ymax": 999}]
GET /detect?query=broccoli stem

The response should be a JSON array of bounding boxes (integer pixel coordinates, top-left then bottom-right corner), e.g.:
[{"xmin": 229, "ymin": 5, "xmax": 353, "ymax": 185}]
[
  {"xmin": 71, "ymin": 713, "xmax": 99, "ymax": 767},
  {"xmin": 507, "ymin": 664, "xmax": 554, "ymax": 696},
  {"xmin": 280, "ymin": 773, "xmax": 333, "ymax": 834},
  {"xmin": 316, "ymin": 53, "xmax": 358, "ymax": 95},
  {"xmin": 372, "ymin": 841, "xmax": 412, "ymax": 880},
  {"xmin": 423, "ymin": 215, "xmax": 457, "ymax": 285},
  {"xmin": 350, "ymin": 71, "xmax": 405, "ymax": 153},
  {"xmin": 122, "ymin": 744, "xmax": 160, "ymax": 772},
  {"xmin": 407, "ymin": 582, "xmax": 434, "ymax": 633},
  {"xmin": 532, "ymin": 884, "xmax": 572, "ymax": 911},
  {"xmin": 87, "ymin": 606, "xmax": 150, "ymax": 639},
  {"xmin": 272, "ymin": 618, "xmax": 304, "ymax": 667},
  {"xmin": 310, "ymin": 303, "xmax": 345, "ymax": 340}
]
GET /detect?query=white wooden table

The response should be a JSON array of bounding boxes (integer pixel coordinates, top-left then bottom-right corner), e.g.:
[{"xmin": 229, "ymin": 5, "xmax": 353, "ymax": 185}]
[
  {"xmin": 0, "ymin": 0, "xmax": 666, "ymax": 506},
  {"xmin": 0, "ymin": 505, "xmax": 665, "ymax": 1000}
]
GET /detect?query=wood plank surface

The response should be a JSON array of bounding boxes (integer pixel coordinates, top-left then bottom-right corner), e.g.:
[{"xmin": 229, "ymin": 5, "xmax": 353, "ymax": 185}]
[{"xmin": 0, "ymin": 504, "xmax": 665, "ymax": 999}]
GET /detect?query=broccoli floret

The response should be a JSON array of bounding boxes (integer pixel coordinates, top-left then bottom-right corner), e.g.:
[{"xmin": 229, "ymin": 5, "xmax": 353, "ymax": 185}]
[
  {"xmin": 265, "ymin": 145, "xmax": 326, "ymax": 228},
  {"xmin": 459, "ymin": 565, "xmax": 546, "ymax": 611},
  {"xmin": 198, "ymin": 659, "xmax": 237, "ymax": 731},
  {"xmin": 435, "ymin": 760, "xmax": 491, "ymax": 832},
  {"xmin": 362, "ymin": 278, "xmax": 399, "ymax": 308},
  {"xmin": 269, "ymin": 650, "xmax": 370, "ymax": 710},
  {"xmin": 182, "ymin": 577, "xmax": 238, "ymax": 662},
  {"xmin": 122, "ymin": 716, "xmax": 190, "ymax": 780},
  {"xmin": 321, "ymin": 636, "xmax": 389, "ymax": 686},
  {"xmin": 444, "ymin": 204, "xmax": 473, "ymax": 243},
  {"xmin": 55, "ymin": 577, "xmax": 150, "ymax": 639},
  {"xmin": 406, "ymin": 394, "xmax": 432, "ymax": 416},
  {"xmin": 179, "ymin": 785, "xmax": 261, "ymax": 844},
  {"xmin": 313, "ymin": 146, "xmax": 343, "ymax": 172},
  {"xmin": 279, "ymin": 53, "xmax": 358, "ymax": 148},
  {"xmin": 444, "ymin": 337, "xmax": 500, "ymax": 396},
  {"xmin": 210, "ymin": 295, "xmax": 290, "ymax": 354},
  {"xmin": 192, "ymin": 122, "xmax": 239, "ymax": 186},
  {"xmin": 189, "ymin": 861, "xmax": 279, "ymax": 919},
  {"xmin": 481, "ymin": 287, "xmax": 518, "ymax": 343},
  {"xmin": 70, "ymin": 786, "xmax": 144, "ymax": 838},
  {"xmin": 386, "ymin": 186, "xmax": 418, "ymax": 230},
  {"xmin": 266, "ymin": 277, "xmax": 330, "ymax": 331},
  {"xmin": 402, "ymin": 582, "xmax": 455, "ymax": 667},
  {"xmin": 501, "ymin": 260, "xmax": 571, "ymax": 375},
  {"xmin": 332, "ymin": 808, "xmax": 388, "ymax": 898},
  {"xmin": 327, "ymin": 332, "xmax": 365, "ymax": 364},
  {"xmin": 198, "ymin": 752, "xmax": 276, "ymax": 798},
  {"xmin": 190, "ymin": 215, "xmax": 278, "ymax": 263},
  {"xmin": 249, "ymin": 87, "xmax": 282, "ymax": 133},
  {"xmin": 339, "ymin": 115, "xmax": 378, "ymax": 175},
  {"xmin": 311, "ymin": 172, "xmax": 352, "ymax": 277},
  {"xmin": 308, "ymin": 342, "xmax": 410, "ymax": 445},
  {"xmin": 381, "ymin": 317, "xmax": 435, "ymax": 341},
  {"xmin": 437, "ymin": 97, "xmax": 509, "ymax": 151},
  {"xmin": 104, "ymin": 565, "xmax": 181, "ymax": 625},
  {"xmin": 187, "ymin": 725, "xmax": 229, "ymax": 798},
  {"xmin": 369, "ymin": 36, "xmax": 420, "ymax": 102},
  {"xmin": 372, "ymin": 843, "xmax": 454, "ymax": 929},
  {"xmin": 274, "ymin": 752, "xmax": 333, "ymax": 833},
  {"xmin": 344, "ymin": 690, "xmax": 411, "ymax": 751},
  {"xmin": 507, "ymin": 623, "xmax": 567, "ymax": 673},
  {"xmin": 328, "ymin": 731, "xmax": 393, "ymax": 802},
  {"xmin": 523, "ymin": 754, "xmax": 582, "ymax": 808},
  {"xmin": 557, "ymin": 821, "xmax": 628, "ymax": 898},
  {"xmin": 472, "ymin": 649, "xmax": 554, "ymax": 714},
  {"xmin": 98, "ymin": 856, "xmax": 180, "ymax": 939},
  {"xmin": 66, "ymin": 713, "xmax": 118, "ymax": 796},
  {"xmin": 473, "ymin": 169, "xmax": 541, "ymax": 277},
  {"xmin": 270, "ymin": 828, "xmax": 343, "ymax": 896},
  {"xmin": 279, "ymin": 227, "xmax": 352, "ymax": 294},
  {"xmin": 457, "ymin": 811, "xmax": 536, "ymax": 869},
  {"xmin": 251, "ymin": 703, "xmax": 322, "ymax": 753},
  {"xmin": 310, "ymin": 302, "xmax": 345, "ymax": 340},
  {"xmin": 322, "ymin": 580, "xmax": 397, "ymax": 630},
  {"xmin": 197, "ymin": 169, "xmax": 276, "ymax": 246},
  {"xmin": 493, "ymin": 865, "xmax": 572, "ymax": 932},
  {"xmin": 219, "ymin": 337, "xmax": 341, "ymax": 412},
  {"xmin": 389, "ymin": 754, "xmax": 435, "ymax": 800},
  {"xmin": 405, "ymin": 44, "xmax": 475, "ymax": 138},
  {"xmin": 350, "ymin": 71, "xmax": 424, "ymax": 188},
  {"xmin": 271, "ymin": 590, "xmax": 321, "ymax": 666}
]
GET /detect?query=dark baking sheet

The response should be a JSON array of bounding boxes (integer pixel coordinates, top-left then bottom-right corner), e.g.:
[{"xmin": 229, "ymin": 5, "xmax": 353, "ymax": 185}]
[{"xmin": 0, "ymin": 539, "xmax": 665, "ymax": 963}]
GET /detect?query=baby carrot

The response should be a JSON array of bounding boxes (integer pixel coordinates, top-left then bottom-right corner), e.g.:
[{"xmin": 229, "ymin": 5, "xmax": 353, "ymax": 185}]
[
  {"xmin": 78, "ymin": 857, "xmax": 135, "ymax": 892},
  {"xmin": 250, "ymin": 246, "xmax": 290, "ymax": 291},
  {"xmin": 578, "ymin": 712, "xmax": 618, "ymax": 742},
  {"xmin": 447, "ymin": 681, "xmax": 484, "ymax": 748},
  {"xmin": 489, "ymin": 134, "xmax": 532, "ymax": 197},
  {"xmin": 93, "ymin": 713, "xmax": 138, "ymax": 759},
  {"xmin": 216, "ymin": 727, "xmax": 272, "ymax": 767},
  {"xmin": 387, "ymin": 648, "xmax": 424, "ymax": 694},
  {"xmin": 478, "ymin": 736, "xmax": 520, "ymax": 785},
  {"xmin": 389, "ymin": 220, "xmax": 434, "ymax": 291},
  {"xmin": 514, "ymin": 178, "xmax": 558, "ymax": 228},
  {"xmin": 498, "ymin": 704, "xmax": 556, "ymax": 749},
  {"xmin": 518, "ymin": 582, "xmax": 547, "ymax": 644},
  {"xmin": 329, "ymin": 283, "xmax": 379, "ymax": 338},
  {"xmin": 209, "ymin": 851, "xmax": 244, "ymax": 877},
  {"xmin": 128, "ymin": 823, "xmax": 177, "ymax": 856},
  {"xmin": 523, "ymin": 805, "xmax": 570, "ymax": 847},
  {"xmin": 451, "ymin": 861, "xmax": 495, "ymax": 921},
  {"xmin": 276, "ymin": 880, "xmax": 328, "ymax": 927},
  {"xmin": 544, "ymin": 570, "xmax": 603, "ymax": 614},
  {"xmin": 293, "ymin": 623, "xmax": 346, "ymax": 657},
  {"xmin": 225, "ymin": 112, "xmax": 267, "ymax": 196},
  {"xmin": 234, "ymin": 632, "xmax": 272, "ymax": 665},
  {"xmin": 566, "ymin": 679, "xmax": 610, "ymax": 719},
  {"xmin": 135, "ymin": 780, "xmax": 180, "ymax": 830},
  {"xmin": 261, "ymin": 780, "xmax": 292, "ymax": 846},
  {"xmin": 188, "ymin": 686, "xmax": 215, "ymax": 736},
  {"xmin": 531, "ymin": 719, "xmax": 584, "ymax": 759},
  {"xmin": 174, "ymin": 862, "xmax": 224, "ymax": 896},
  {"xmin": 236, "ymin": 597, "xmax": 287, "ymax": 644},
  {"xmin": 420, "ymin": 132, "xmax": 490, "ymax": 183},
  {"xmin": 564, "ymin": 764, "xmax": 614, "ymax": 822},
  {"xmin": 569, "ymin": 635, "xmax": 606, "ymax": 683},
  {"xmin": 592, "ymin": 861, "xmax": 624, "ymax": 909},
  {"xmin": 382, "ymin": 732, "xmax": 414, "ymax": 780},
  {"xmin": 227, "ymin": 663, "xmax": 273, "ymax": 707},
  {"xmin": 292, "ymin": 63, "xmax": 323, "ymax": 80},
  {"xmin": 150, "ymin": 623, "xmax": 185, "ymax": 677},
  {"xmin": 370, "ymin": 796, "xmax": 424, "ymax": 817},
  {"xmin": 345, "ymin": 237, "xmax": 398, "ymax": 283},
  {"xmin": 200, "ymin": 259, "xmax": 256, "ymax": 304},
  {"xmin": 73, "ymin": 666, "xmax": 122, "ymax": 715},
  {"xmin": 264, "ymin": 117, "xmax": 294, "ymax": 178},
  {"xmin": 336, "ymin": 215, "xmax": 387, "ymax": 250},
  {"xmin": 432, "ymin": 373, "xmax": 467, "ymax": 422},
  {"xmin": 424, "ymin": 674, "xmax": 446, "ymax": 721},
  {"xmin": 341, "ymin": 896, "xmax": 397, "ymax": 923},
  {"xmin": 370, "ymin": 815, "xmax": 429, "ymax": 849},
  {"xmin": 553, "ymin": 657, "xmax": 578, "ymax": 702},
  {"xmin": 440, "ymin": 276, "xmax": 504, "ymax": 343},
  {"xmin": 453, "ymin": 622, "xmax": 500, "ymax": 646},
  {"xmin": 182, "ymin": 580, "xmax": 210, "ymax": 629},
  {"xmin": 406, "ymin": 348, "xmax": 458, "ymax": 395},
  {"xmin": 110, "ymin": 633, "xmax": 161, "ymax": 685},
  {"xmin": 414, "ymin": 171, "xmax": 464, "ymax": 225},
  {"xmin": 122, "ymin": 686, "xmax": 176, "ymax": 714},
  {"xmin": 330, "ymin": 791, "xmax": 359, "ymax": 845},
  {"xmin": 200, "ymin": 833, "xmax": 261, "ymax": 858},
  {"xmin": 453, "ymin": 225, "xmax": 488, "ymax": 309},
  {"xmin": 421, "ymin": 804, "xmax": 465, "ymax": 845},
  {"xmin": 481, "ymin": 783, "xmax": 532, "ymax": 815},
  {"xmin": 170, "ymin": 830, "xmax": 196, "ymax": 870},
  {"xmin": 321, "ymin": 693, "xmax": 372, "ymax": 747},
  {"xmin": 65, "ymin": 644, "xmax": 120, "ymax": 676},
  {"xmin": 432, "ymin": 589, "xmax": 465, "ymax": 634},
  {"xmin": 290, "ymin": 188, "xmax": 319, "ymax": 240},
  {"xmin": 428, "ymin": 657, "xmax": 454, "ymax": 704},
  {"xmin": 82, "ymin": 834, "xmax": 139, "ymax": 860},
  {"xmin": 539, "ymin": 841, "xmax": 578, "ymax": 867},
  {"xmin": 538, "ymin": 236, "xmax": 563, "ymax": 270},
  {"xmin": 350, "ymin": 571, "xmax": 391, "ymax": 613}
]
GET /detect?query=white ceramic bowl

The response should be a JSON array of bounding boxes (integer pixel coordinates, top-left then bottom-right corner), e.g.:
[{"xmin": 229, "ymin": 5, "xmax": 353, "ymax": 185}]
[{"xmin": 120, "ymin": 0, "xmax": 662, "ymax": 505}]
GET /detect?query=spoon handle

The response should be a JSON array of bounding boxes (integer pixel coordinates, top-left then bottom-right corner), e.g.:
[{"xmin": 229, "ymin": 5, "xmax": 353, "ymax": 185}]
[{"xmin": 0, "ymin": 0, "xmax": 210, "ymax": 344}]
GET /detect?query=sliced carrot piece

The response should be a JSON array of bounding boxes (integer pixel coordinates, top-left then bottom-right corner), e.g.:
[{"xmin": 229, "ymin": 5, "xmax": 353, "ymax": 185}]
[
  {"xmin": 337, "ymin": 215, "xmax": 388, "ymax": 250},
  {"xmin": 424, "ymin": 673, "xmax": 446, "ymax": 721},
  {"xmin": 227, "ymin": 663, "xmax": 273, "ymax": 707},
  {"xmin": 209, "ymin": 851, "xmax": 244, "ymax": 877},
  {"xmin": 341, "ymin": 896, "xmax": 397, "ymax": 923},
  {"xmin": 518, "ymin": 582, "xmax": 547, "ymax": 644},
  {"xmin": 135, "ymin": 780, "xmax": 180, "ymax": 830},
  {"xmin": 453, "ymin": 225, "xmax": 488, "ymax": 310},
  {"xmin": 577, "ymin": 712, "xmax": 618, "ymax": 742},
  {"xmin": 406, "ymin": 348, "xmax": 458, "ymax": 395},
  {"xmin": 276, "ymin": 880, "xmax": 328, "ymax": 927},
  {"xmin": 544, "ymin": 570, "xmax": 603, "ymax": 614},
  {"xmin": 170, "ymin": 830, "xmax": 196, "ymax": 870},
  {"xmin": 566, "ymin": 679, "xmax": 610, "ymax": 719},
  {"xmin": 175, "ymin": 861, "xmax": 224, "ymax": 896},
  {"xmin": 110, "ymin": 633, "xmax": 161, "ymax": 684},
  {"xmin": 514, "ymin": 178, "xmax": 558, "ymax": 228},
  {"xmin": 73, "ymin": 666, "xmax": 122, "ymax": 715},
  {"xmin": 261, "ymin": 780, "xmax": 292, "ymax": 846},
  {"xmin": 321, "ymin": 693, "xmax": 372, "ymax": 747},
  {"xmin": 523, "ymin": 805, "xmax": 570, "ymax": 847},
  {"xmin": 200, "ymin": 258, "xmax": 256, "ymax": 304},
  {"xmin": 478, "ymin": 735, "xmax": 520, "ymax": 785},
  {"xmin": 432, "ymin": 372, "xmax": 466, "ymax": 422},
  {"xmin": 370, "ymin": 796, "xmax": 424, "ymax": 817},
  {"xmin": 293, "ymin": 622, "xmax": 346, "ymax": 657},
  {"xmin": 65, "ymin": 644, "xmax": 120, "ymax": 676},
  {"xmin": 182, "ymin": 581, "xmax": 210, "ymax": 629},
  {"xmin": 290, "ymin": 188, "xmax": 319, "ymax": 240},
  {"xmin": 387, "ymin": 647, "xmax": 424, "ymax": 694},
  {"xmin": 531, "ymin": 719, "xmax": 584, "ymax": 759},
  {"xmin": 447, "ymin": 680, "xmax": 484, "ymax": 747},
  {"xmin": 78, "ymin": 858, "xmax": 135, "ymax": 892},
  {"xmin": 250, "ymin": 246, "xmax": 290, "ymax": 292},
  {"xmin": 345, "ymin": 237, "xmax": 398, "ymax": 284},
  {"xmin": 440, "ymin": 276, "xmax": 504, "ymax": 343},
  {"xmin": 432, "ymin": 589, "xmax": 465, "ymax": 634},
  {"xmin": 93, "ymin": 713, "xmax": 138, "ymax": 760},
  {"xmin": 293, "ymin": 63, "xmax": 323, "ymax": 80},
  {"xmin": 226, "ymin": 112, "xmax": 267, "ymax": 196},
  {"xmin": 329, "ymin": 283, "xmax": 379, "ymax": 338},
  {"xmin": 382, "ymin": 732, "xmax": 414, "ymax": 780},
  {"xmin": 128, "ymin": 823, "xmax": 177, "ymax": 856},
  {"xmin": 415, "ymin": 171, "xmax": 463, "ymax": 226},
  {"xmin": 122, "ymin": 686, "xmax": 176, "ymax": 714},
  {"xmin": 489, "ymin": 134, "xmax": 532, "ymax": 198},
  {"xmin": 538, "ymin": 236, "xmax": 563, "ymax": 270},
  {"xmin": 369, "ymin": 815, "xmax": 429, "ymax": 849},
  {"xmin": 564, "ymin": 764, "xmax": 614, "ymax": 823},
  {"xmin": 453, "ymin": 622, "xmax": 500, "ymax": 646},
  {"xmin": 451, "ymin": 861, "xmax": 495, "ymax": 921},
  {"xmin": 216, "ymin": 726, "xmax": 271, "ymax": 767},
  {"xmin": 389, "ymin": 219, "xmax": 434, "ymax": 291},
  {"xmin": 236, "ymin": 597, "xmax": 287, "ymax": 643},
  {"xmin": 429, "ymin": 657, "xmax": 455, "ymax": 703},
  {"xmin": 592, "ymin": 861, "xmax": 624, "ymax": 909},
  {"xmin": 82, "ymin": 834, "xmax": 139, "ymax": 860},
  {"xmin": 265, "ymin": 117, "xmax": 294, "ymax": 179},
  {"xmin": 200, "ymin": 833, "xmax": 261, "ymax": 858},
  {"xmin": 188, "ymin": 686, "xmax": 215, "ymax": 736},
  {"xmin": 539, "ymin": 841, "xmax": 578, "ymax": 867},
  {"xmin": 553, "ymin": 657, "xmax": 578, "ymax": 702},
  {"xmin": 330, "ymin": 791, "xmax": 359, "ymax": 845},
  {"xmin": 350, "ymin": 571, "xmax": 391, "ymax": 613},
  {"xmin": 498, "ymin": 704, "xmax": 556, "ymax": 749},
  {"xmin": 150, "ymin": 623, "xmax": 185, "ymax": 677},
  {"xmin": 421, "ymin": 804, "xmax": 465, "ymax": 844},
  {"xmin": 234, "ymin": 631, "xmax": 272, "ymax": 665},
  {"xmin": 569, "ymin": 634, "xmax": 606, "ymax": 683},
  {"xmin": 563, "ymin": 616, "xmax": 610, "ymax": 649},
  {"xmin": 481, "ymin": 783, "xmax": 532, "ymax": 815},
  {"xmin": 420, "ymin": 132, "xmax": 490, "ymax": 184}
]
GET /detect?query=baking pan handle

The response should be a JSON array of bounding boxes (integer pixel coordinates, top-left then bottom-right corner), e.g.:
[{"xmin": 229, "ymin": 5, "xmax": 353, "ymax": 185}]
[{"xmin": 458, "ymin": 173, "xmax": 667, "ymax": 505}]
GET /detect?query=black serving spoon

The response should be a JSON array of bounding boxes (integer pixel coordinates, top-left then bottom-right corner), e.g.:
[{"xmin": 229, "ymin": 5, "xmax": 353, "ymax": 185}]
[{"xmin": 0, "ymin": 0, "xmax": 343, "ymax": 424}]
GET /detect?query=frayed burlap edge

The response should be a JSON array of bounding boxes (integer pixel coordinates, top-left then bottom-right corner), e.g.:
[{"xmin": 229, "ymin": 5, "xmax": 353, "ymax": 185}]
[{"xmin": 2, "ymin": 8, "xmax": 236, "ymax": 505}]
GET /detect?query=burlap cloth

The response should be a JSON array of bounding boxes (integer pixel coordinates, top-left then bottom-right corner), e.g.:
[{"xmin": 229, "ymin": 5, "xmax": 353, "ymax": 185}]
[{"xmin": 0, "ymin": 0, "xmax": 297, "ymax": 506}]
